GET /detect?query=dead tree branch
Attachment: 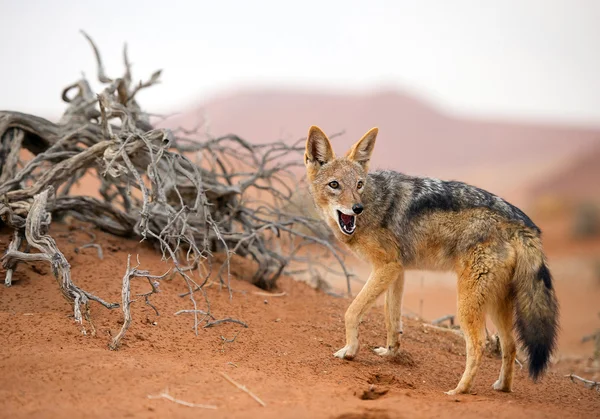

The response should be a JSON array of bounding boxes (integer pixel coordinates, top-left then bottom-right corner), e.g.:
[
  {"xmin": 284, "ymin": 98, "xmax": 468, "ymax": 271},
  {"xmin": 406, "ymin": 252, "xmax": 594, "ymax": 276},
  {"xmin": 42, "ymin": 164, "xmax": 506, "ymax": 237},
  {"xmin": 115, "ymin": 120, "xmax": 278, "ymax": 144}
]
[
  {"xmin": 75, "ymin": 243, "xmax": 104, "ymax": 259},
  {"xmin": 2, "ymin": 188, "xmax": 118, "ymax": 332},
  {"xmin": 109, "ymin": 254, "xmax": 168, "ymax": 350},
  {"xmin": 147, "ymin": 388, "xmax": 217, "ymax": 409},
  {"xmin": 582, "ymin": 330, "xmax": 600, "ymax": 361},
  {"xmin": 565, "ymin": 374, "xmax": 600, "ymax": 392},
  {"xmin": 3, "ymin": 230, "xmax": 23, "ymax": 287},
  {"xmin": 0, "ymin": 31, "xmax": 352, "ymax": 337},
  {"xmin": 204, "ymin": 318, "xmax": 248, "ymax": 329},
  {"xmin": 422, "ymin": 323, "xmax": 464, "ymax": 338},
  {"xmin": 220, "ymin": 372, "xmax": 266, "ymax": 407},
  {"xmin": 431, "ymin": 314, "xmax": 455, "ymax": 327}
]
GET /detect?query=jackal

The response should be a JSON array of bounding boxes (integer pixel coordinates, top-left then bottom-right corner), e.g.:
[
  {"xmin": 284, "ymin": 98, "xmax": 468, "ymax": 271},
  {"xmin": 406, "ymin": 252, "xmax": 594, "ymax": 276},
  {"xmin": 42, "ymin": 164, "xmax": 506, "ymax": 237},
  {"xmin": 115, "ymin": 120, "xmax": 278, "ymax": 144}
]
[{"xmin": 304, "ymin": 125, "xmax": 559, "ymax": 395}]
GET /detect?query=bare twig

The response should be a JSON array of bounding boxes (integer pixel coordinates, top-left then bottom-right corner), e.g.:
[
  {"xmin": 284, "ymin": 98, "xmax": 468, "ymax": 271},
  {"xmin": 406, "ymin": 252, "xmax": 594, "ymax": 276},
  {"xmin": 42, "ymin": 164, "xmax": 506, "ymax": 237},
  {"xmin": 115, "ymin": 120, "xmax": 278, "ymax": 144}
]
[
  {"xmin": 205, "ymin": 318, "xmax": 249, "ymax": 329},
  {"xmin": 3, "ymin": 230, "xmax": 23, "ymax": 287},
  {"xmin": 109, "ymin": 254, "xmax": 167, "ymax": 350},
  {"xmin": 582, "ymin": 330, "xmax": 600, "ymax": 361},
  {"xmin": 174, "ymin": 309, "xmax": 210, "ymax": 316},
  {"xmin": 147, "ymin": 388, "xmax": 217, "ymax": 409},
  {"xmin": 2, "ymin": 188, "xmax": 117, "ymax": 331},
  {"xmin": 252, "ymin": 291, "xmax": 287, "ymax": 297},
  {"xmin": 431, "ymin": 314, "xmax": 455, "ymax": 327},
  {"xmin": 220, "ymin": 331, "xmax": 241, "ymax": 353},
  {"xmin": 219, "ymin": 372, "xmax": 266, "ymax": 407},
  {"xmin": 75, "ymin": 243, "xmax": 104, "ymax": 259},
  {"xmin": 109, "ymin": 256, "xmax": 134, "ymax": 350},
  {"xmin": 582, "ymin": 332, "xmax": 600, "ymax": 343},
  {"xmin": 565, "ymin": 374, "xmax": 600, "ymax": 392},
  {"xmin": 515, "ymin": 358, "xmax": 524, "ymax": 370},
  {"xmin": 422, "ymin": 323, "xmax": 464, "ymax": 338}
]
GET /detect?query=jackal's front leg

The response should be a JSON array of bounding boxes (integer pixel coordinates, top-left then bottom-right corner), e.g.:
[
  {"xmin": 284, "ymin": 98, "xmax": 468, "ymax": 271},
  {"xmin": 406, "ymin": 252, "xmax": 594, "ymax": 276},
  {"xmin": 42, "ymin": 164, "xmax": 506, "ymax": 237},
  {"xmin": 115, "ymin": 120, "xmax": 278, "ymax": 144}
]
[
  {"xmin": 334, "ymin": 262, "xmax": 403, "ymax": 360},
  {"xmin": 374, "ymin": 270, "xmax": 405, "ymax": 357}
]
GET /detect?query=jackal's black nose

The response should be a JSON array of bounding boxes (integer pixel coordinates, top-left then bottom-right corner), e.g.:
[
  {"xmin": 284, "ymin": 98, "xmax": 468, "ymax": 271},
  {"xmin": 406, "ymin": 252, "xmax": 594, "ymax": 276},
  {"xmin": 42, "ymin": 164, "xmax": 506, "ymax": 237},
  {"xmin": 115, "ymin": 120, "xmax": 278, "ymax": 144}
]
[{"xmin": 352, "ymin": 203, "xmax": 364, "ymax": 215}]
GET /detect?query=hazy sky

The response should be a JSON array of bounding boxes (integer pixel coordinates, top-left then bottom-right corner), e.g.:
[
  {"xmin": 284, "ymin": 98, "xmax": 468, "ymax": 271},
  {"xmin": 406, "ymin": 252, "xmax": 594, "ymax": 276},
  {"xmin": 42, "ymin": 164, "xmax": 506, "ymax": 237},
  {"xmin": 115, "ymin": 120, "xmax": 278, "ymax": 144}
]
[{"xmin": 1, "ymin": 0, "xmax": 600, "ymax": 125}]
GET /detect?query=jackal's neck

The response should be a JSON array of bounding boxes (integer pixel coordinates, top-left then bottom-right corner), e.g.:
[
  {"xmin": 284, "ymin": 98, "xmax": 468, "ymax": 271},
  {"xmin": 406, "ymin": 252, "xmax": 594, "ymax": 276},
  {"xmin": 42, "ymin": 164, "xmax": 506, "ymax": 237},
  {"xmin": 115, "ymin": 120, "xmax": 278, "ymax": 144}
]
[
  {"xmin": 358, "ymin": 170, "xmax": 412, "ymax": 232},
  {"xmin": 352, "ymin": 171, "xmax": 394, "ymax": 231}
]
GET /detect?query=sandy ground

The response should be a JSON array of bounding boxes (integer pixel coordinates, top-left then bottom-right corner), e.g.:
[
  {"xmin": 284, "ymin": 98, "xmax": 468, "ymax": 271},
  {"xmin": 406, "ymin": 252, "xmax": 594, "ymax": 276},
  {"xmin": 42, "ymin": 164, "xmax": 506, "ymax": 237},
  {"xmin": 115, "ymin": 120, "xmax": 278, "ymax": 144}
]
[{"xmin": 0, "ymin": 222, "xmax": 599, "ymax": 419}]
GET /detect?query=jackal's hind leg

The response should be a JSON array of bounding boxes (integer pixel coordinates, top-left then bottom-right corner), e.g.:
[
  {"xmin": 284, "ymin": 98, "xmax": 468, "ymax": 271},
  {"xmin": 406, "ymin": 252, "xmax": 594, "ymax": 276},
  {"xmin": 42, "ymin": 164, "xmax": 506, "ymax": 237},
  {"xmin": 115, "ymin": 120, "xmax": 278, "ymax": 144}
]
[
  {"xmin": 445, "ymin": 258, "xmax": 489, "ymax": 395},
  {"xmin": 489, "ymin": 298, "xmax": 516, "ymax": 392}
]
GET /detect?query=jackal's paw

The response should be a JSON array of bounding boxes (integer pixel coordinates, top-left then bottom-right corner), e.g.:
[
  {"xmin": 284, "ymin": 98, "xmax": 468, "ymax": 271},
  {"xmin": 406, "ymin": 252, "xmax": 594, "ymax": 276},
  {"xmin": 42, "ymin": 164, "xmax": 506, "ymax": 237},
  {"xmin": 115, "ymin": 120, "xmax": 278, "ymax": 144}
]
[
  {"xmin": 333, "ymin": 345, "xmax": 358, "ymax": 360},
  {"xmin": 444, "ymin": 387, "xmax": 470, "ymax": 396},
  {"xmin": 492, "ymin": 380, "xmax": 512, "ymax": 392},
  {"xmin": 372, "ymin": 346, "xmax": 398, "ymax": 357}
]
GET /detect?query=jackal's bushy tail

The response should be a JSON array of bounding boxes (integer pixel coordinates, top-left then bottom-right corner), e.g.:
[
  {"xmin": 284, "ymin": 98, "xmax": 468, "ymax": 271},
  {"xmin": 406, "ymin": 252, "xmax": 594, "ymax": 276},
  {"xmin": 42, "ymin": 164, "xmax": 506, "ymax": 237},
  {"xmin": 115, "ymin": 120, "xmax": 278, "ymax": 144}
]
[{"xmin": 512, "ymin": 231, "xmax": 559, "ymax": 381}]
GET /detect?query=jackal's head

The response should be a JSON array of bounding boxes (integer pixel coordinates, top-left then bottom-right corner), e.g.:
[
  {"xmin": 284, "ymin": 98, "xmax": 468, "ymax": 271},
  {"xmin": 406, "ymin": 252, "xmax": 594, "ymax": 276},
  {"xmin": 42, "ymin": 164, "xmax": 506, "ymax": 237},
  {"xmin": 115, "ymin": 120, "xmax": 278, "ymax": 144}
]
[{"xmin": 304, "ymin": 126, "xmax": 378, "ymax": 237}]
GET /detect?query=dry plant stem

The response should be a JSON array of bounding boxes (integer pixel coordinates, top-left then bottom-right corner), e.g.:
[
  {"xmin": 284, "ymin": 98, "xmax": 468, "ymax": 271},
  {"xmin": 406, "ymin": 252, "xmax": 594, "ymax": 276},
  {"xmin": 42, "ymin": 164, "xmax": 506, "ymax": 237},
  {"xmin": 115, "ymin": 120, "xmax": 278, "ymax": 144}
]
[
  {"xmin": 75, "ymin": 243, "xmax": 104, "ymax": 259},
  {"xmin": 4, "ymin": 230, "xmax": 23, "ymax": 287},
  {"xmin": 173, "ymin": 309, "xmax": 247, "ymax": 329},
  {"xmin": 109, "ymin": 254, "xmax": 168, "ymax": 350},
  {"xmin": 565, "ymin": 374, "xmax": 600, "ymax": 392},
  {"xmin": 174, "ymin": 309, "xmax": 210, "ymax": 316},
  {"xmin": 431, "ymin": 314, "xmax": 455, "ymax": 327},
  {"xmin": 0, "ymin": 31, "xmax": 353, "ymax": 335},
  {"xmin": 109, "ymin": 255, "xmax": 133, "ymax": 350},
  {"xmin": 147, "ymin": 389, "xmax": 217, "ymax": 409},
  {"xmin": 252, "ymin": 291, "xmax": 287, "ymax": 297},
  {"xmin": 515, "ymin": 358, "xmax": 524, "ymax": 370},
  {"xmin": 174, "ymin": 307, "xmax": 212, "ymax": 329},
  {"xmin": 422, "ymin": 323, "xmax": 464, "ymax": 337},
  {"xmin": 2, "ymin": 189, "xmax": 117, "ymax": 331},
  {"xmin": 0, "ymin": 129, "xmax": 24, "ymax": 185},
  {"xmin": 582, "ymin": 330, "xmax": 600, "ymax": 361},
  {"xmin": 219, "ymin": 372, "xmax": 266, "ymax": 407},
  {"xmin": 204, "ymin": 318, "xmax": 248, "ymax": 328}
]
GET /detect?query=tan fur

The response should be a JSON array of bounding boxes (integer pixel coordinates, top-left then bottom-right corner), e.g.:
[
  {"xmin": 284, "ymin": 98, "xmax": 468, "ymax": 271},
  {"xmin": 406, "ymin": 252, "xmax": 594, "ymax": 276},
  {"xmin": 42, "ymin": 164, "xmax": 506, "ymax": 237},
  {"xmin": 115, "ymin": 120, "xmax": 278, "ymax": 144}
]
[{"xmin": 305, "ymin": 126, "xmax": 557, "ymax": 395}]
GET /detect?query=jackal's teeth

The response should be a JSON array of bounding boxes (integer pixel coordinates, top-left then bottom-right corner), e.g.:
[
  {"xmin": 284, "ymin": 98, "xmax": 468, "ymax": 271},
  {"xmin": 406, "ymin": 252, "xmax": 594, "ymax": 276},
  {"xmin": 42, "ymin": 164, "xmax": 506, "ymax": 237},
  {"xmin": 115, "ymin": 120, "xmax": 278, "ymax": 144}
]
[{"xmin": 337, "ymin": 210, "xmax": 356, "ymax": 235}]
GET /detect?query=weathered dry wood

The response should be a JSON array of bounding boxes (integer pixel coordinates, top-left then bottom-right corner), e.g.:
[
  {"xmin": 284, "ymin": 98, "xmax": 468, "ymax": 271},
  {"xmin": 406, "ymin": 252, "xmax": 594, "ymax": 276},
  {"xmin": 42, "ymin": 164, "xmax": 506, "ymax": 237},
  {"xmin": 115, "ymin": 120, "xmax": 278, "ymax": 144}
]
[
  {"xmin": 565, "ymin": 374, "xmax": 600, "ymax": 392},
  {"xmin": 2, "ymin": 188, "xmax": 118, "ymax": 331},
  {"xmin": 147, "ymin": 388, "xmax": 217, "ymax": 409},
  {"xmin": 109, "ymin": 254, "xmax": 168, "ymax": 350},
  {"xmin": 582, "ymin": 329, "xmax": 600, "ymax": 361},
  {"xmin": 0, "ymin": 129, "xmax": 24, "ymax": 186},
  {"xmin": 431, "ymin": 314, "xmax": 455, "ymax": 326},
  {"xmin": 219, "ymin": 372, "xmax": 266, "ymax": 407},
  {"xmin": 0, "ymin": 31, "xmax": 352, "ymax": 339},
  {"xmin": 3, "ymin": 230, "xmax": 23, "ymax": 287}
]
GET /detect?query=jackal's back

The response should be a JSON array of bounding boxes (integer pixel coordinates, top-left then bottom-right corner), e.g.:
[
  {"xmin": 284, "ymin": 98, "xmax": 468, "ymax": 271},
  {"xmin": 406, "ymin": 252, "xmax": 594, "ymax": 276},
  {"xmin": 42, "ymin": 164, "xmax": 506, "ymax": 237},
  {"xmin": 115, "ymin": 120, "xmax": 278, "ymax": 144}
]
[
  {"xmin": 362, "ymin": 170, "xmax": 540, "ymax": 265},
  {"xmin": 367, "ymin": 171, "xmax": 538, "ymax": 229}
]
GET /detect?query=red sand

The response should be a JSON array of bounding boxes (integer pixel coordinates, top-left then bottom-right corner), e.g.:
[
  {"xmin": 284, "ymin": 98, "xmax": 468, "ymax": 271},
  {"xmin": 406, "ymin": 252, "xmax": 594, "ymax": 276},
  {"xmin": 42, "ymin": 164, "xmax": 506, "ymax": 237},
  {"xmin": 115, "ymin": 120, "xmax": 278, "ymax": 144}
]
[{"xmin": 0, "ymin": 223, "xmax": 598, "ymax": 418}]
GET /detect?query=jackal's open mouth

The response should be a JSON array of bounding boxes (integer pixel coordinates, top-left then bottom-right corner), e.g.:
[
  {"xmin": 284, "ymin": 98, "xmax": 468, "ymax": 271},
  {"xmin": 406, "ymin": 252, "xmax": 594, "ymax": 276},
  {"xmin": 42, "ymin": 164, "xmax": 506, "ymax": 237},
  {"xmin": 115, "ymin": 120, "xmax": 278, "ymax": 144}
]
[{"xmin": 337, "ymin": 210, "xmax": 356, "ymax": 235}]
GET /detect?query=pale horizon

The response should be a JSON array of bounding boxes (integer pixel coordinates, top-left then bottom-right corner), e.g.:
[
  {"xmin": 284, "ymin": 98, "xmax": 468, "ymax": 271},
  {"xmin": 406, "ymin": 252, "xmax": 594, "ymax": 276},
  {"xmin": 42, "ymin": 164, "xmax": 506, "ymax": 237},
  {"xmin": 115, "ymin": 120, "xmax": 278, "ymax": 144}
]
[{"xmin": 2, "ymin": 0, "xmax": 600, "ymax": 127}]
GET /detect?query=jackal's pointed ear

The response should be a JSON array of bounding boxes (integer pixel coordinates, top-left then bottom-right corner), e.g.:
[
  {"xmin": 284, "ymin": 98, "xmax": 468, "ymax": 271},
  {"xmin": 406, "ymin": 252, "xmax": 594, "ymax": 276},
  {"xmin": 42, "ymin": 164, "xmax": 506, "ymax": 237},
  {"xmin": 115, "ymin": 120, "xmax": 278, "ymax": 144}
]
[
  {"xmin": 305, "ymin": 125, "xmax": 335, "ymax": 167},
  {"xmin": 346, "ymin": 127, "xmax": 378, "ymax": 170}
]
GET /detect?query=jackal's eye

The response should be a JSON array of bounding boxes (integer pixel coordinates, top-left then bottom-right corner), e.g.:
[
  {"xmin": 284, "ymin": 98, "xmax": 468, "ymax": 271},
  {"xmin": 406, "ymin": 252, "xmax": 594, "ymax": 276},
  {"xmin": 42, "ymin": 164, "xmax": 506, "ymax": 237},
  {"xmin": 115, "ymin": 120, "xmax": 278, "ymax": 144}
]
[
  {"xmin": 328, "ymin": 181, "xmax": 339, "ymax": 189},
  {"xmin": 357, "ymin": 180, "xmax": 364, "ymax": 190}
]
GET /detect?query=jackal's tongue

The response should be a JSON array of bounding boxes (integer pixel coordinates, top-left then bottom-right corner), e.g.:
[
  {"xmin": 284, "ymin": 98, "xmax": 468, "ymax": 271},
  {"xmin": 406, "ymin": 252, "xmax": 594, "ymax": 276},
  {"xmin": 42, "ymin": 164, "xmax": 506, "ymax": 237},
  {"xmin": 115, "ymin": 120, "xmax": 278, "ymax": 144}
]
[{"xmin": 340, "ymin": 213, "xmax": 354, "ymax": 225}]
